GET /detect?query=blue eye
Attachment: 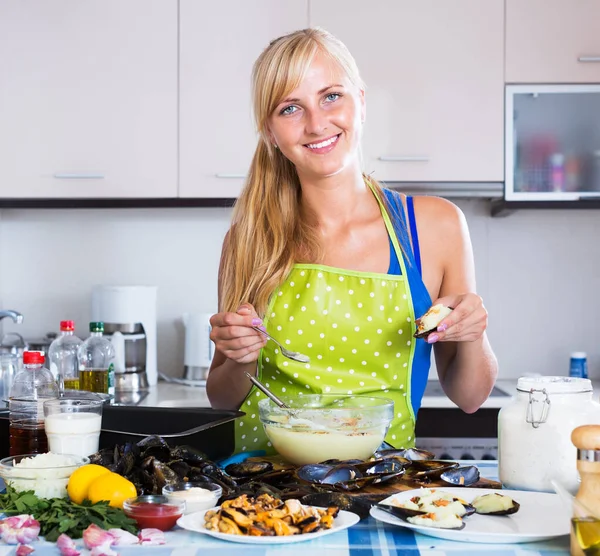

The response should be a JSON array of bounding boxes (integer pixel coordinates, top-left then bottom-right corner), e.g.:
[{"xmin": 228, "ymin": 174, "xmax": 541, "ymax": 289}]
[
  {"xmin": 280, "ymin": 105, "xmax": 297, "ymax": 116},
  {"xmin": 325, "ymin": 92, "xmax": 341, "ymax": 102}
]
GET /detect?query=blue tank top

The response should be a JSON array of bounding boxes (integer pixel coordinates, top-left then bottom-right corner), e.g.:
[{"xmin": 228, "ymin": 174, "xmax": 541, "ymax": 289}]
[{"xmin": 383, "ymin": 190, "xmax": 432, "ymax": 415}]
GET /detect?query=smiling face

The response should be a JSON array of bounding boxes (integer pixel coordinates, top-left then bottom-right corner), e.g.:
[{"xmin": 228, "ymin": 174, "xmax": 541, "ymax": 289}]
[{"xmin": 267, "ymin": 52, "xmax": 365, "ymax": 183}]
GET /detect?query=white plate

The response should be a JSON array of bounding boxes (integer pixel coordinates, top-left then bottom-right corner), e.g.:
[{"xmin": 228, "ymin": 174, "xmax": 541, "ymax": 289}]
[
  {"xmin": 177, "ymin": 506, "xmax": 360, "ymax": 544},
  {"xmin": 370, "ymin": 487, "xmax": 570, "ymax": 544}
]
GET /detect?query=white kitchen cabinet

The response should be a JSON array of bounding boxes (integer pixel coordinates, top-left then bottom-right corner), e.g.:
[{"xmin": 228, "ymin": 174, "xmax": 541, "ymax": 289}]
[
  {"xmin": 179, "ymin": 0, "xmax": 309, "ymax": 198},
  {"xmin": 0, "ymin": 1, "xmax": 177, "ymax": 199},
  {"xmin": 506, "ymin": 0, "xmax": 600, "ymax": 84},
  {"xmin": 310, "ymin": 0, "xmax": 504, "ymax": 183}
]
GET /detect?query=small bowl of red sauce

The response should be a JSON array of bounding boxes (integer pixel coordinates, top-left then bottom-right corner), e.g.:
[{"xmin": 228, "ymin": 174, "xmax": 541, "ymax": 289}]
[{"xmin": 122, "ymin": 495, "xmax": 185, "ymax": 531}]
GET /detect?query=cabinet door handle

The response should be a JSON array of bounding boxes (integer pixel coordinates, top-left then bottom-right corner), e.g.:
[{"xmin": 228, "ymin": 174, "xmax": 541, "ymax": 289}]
[
  {"xmin": 378, "ymin": 156, "xmax": 429, "ymax": 162},
  {"xmin": 214, "ymin": 173, "xmax": 246, "ymax": 179},
  {"xmin": 53, "ymin": 173, "xmax": 105, "ymax": 179},
  {"xmin": 577, "ymin": 56, "xmax": 600, "ymax": 63}
]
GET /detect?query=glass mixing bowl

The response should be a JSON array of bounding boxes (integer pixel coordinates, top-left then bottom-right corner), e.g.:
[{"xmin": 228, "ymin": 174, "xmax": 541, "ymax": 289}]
[{"xmin": 258, "ymin": 394, "xmax": 394, "ymax": 465}]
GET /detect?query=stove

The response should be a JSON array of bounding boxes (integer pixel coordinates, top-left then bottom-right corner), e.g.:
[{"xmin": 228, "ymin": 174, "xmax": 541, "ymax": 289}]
[{"xmin": 416, "ymin": 382, "xmax": 510, "ymax": 461}]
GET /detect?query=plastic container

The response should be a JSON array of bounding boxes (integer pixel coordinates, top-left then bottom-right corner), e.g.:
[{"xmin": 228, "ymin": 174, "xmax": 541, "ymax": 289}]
[
  {"xmin": 78, "ymin": 323, "xmax": 115, "ymax": 396},
  {"xmin": 498, "ymin": 376, "xmax": 600, "ymax": 494},
  {"xmin": 570, "ymin": 352, "xmax": 588, "ymax": 379},
  {"xmin": 258, "ymin": 395, "xmax": 394, "ymax": 465},
  {"xmin": 163, "ymin": 480, "xmax": 222, "ymax": 514},
  {"xmin": 123, "ymin": 495, "xmax": 185, "ymax": 531},
  {"xmin": 48, "ymin": 320, "xmax": 83, "ymax": 391},
  {"xmin": 9, "ymin": 351, "xmax": 59, "ymax": 456}
]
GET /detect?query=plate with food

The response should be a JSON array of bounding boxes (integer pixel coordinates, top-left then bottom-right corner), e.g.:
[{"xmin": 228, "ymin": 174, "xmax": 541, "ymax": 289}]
[
  {"xmin": 177, "ymin": 492, "xmax": 360, "ymax": 544},
  {"xmin": 370, "ymin": 487, "xmax": 570, "ymax": 544}
]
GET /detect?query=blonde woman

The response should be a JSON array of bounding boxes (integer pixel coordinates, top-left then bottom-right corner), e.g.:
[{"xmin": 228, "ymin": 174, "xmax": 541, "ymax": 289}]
[{"xmin": 207, "ymin": 28, "xmax": 498, "ymax": 454}]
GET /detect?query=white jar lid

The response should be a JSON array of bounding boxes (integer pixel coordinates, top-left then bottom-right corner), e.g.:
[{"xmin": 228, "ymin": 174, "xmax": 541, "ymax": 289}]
[{"xmin": 517, "ymin": 376, "xmax": 592, "ymax": 394}]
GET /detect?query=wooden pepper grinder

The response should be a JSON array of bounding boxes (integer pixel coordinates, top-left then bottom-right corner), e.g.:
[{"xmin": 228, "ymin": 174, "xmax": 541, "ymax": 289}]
[{"xmin": 571, "ymin": 425, "xmax": 600, "ymax": 556}]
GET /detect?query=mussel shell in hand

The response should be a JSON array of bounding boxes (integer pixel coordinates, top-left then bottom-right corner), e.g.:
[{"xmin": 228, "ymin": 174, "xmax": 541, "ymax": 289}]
[
  {"xmin": 471, "ymin": 493, "xmax": 520, "ymax": 515},
  {"xmin": 414, "ymin": 305, "xmax": 453, "ymax": 339},
  {"xmin": 439, "ymin": 465, "xmax": 481, "ymax": 487}
]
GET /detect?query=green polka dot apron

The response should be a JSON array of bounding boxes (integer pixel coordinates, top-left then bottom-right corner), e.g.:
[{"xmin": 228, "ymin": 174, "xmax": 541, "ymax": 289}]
[{"xmin": 235, "ymin": 193, "xmax": 418, "ymax": 455}]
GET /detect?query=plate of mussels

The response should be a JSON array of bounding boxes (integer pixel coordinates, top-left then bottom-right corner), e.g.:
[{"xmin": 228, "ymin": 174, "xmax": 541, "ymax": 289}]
[
  {"xmin": 177, "ymin": 492, "xmax": 360, "ymax": 544},
  {"xmin": 370, "ymin": 488, "xmax": 570, "ymax": 544}
]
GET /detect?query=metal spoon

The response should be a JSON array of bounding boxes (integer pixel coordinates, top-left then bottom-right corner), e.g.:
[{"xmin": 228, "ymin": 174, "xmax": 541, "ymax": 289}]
[
  {"xmin": 243, "ymin": 371, "xmax": 330, "ymax": 431},
  {"xmin": 252, "ymin": 326, "xmax": 310, "ymax": 363}
]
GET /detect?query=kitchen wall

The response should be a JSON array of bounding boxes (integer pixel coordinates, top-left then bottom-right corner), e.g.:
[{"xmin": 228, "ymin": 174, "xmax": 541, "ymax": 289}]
[{"xmin": 0, "ymin": 201, "xmax": 598, "ymax": 381}]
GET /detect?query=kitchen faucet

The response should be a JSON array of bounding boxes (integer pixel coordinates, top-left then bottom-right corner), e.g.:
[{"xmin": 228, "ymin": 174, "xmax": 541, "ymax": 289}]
[{"xmin": 0, "ymin": 310, "xmax": 23, "ymax": 324}]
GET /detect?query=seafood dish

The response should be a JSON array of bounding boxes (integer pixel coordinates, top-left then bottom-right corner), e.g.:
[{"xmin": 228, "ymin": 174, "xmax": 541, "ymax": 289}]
[
  {"xmin": 471, "ymin": 493, "xmax": 520, "ymax": 515},
  {"xmin": 414, "ymin": 304, "xmax": 453, "ymax": 339},
  {"xmin": 375, "ymin": 488, "xmax": 520, "ymax": 531},
  {"xmin": 376, "ymin": 489, "xmax": 475, "ymax": 530},
  {"xmin": 204, "ymin": 493, "xmax": 338, "ymax": 536}
]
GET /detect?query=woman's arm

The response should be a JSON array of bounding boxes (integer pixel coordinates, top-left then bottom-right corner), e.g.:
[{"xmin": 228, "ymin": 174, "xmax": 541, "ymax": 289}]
[
  {"xmin": 206, "ymin": 233, "xmax": 267, "ymax": 410},
  {"xmin": 414, "ymin": 197, "xmax": 498, "ymax": 413}
]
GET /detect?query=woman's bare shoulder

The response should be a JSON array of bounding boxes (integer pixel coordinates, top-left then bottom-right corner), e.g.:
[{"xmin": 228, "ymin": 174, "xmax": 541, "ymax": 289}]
[{"xmin": 411, "ymin": 196, "xmax": 466, "ymax": 235}]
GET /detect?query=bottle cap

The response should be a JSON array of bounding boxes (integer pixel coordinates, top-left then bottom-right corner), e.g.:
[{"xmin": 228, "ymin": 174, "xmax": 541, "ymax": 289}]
[
  {"xmin": 60, "ymin": 320, "xmax": 75, "ymax": 332},
  {"xmin": 571, "ymin": 352, "xmax": 587, "ymax": 359},
  {"xmin": 89, "ymin": 322, "xmax": 104, "ymax": 333},
  {"xmin": 23, "ymin": 351, "xmax": 45, "ymax": 365}
]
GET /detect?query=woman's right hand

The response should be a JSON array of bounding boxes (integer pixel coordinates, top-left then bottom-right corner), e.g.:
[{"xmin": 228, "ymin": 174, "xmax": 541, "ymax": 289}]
[{"xmin": 209, "ymin": 303, "xmax": 268, "ymax": 364}]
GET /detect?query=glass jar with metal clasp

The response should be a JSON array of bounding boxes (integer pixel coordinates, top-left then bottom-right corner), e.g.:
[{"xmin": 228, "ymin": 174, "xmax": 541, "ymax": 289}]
[{"xmin": 498, "ymin": 376, "xmax": 600, "ymax": 494}]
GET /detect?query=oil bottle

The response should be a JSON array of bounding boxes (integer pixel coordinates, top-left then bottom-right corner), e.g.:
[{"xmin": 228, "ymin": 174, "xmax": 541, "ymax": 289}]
[{"xmin": 571, "ymin": 425, "xmax": 600, "ymax": 556}]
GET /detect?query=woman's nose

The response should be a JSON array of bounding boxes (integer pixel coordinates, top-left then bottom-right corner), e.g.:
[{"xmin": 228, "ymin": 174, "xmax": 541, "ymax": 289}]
[{"xmin": 304, "ymin": 108, "xmax": 328, "ymax": 136}]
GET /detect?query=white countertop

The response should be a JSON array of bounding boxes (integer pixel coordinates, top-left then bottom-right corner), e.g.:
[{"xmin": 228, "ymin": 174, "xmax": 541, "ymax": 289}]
[{"xmin": 137, "ymin": 377, "xmax": 599, "ymax": 410}]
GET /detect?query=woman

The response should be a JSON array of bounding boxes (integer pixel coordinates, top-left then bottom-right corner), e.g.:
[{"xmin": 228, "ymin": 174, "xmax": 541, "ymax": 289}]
[{"xmin": 207, "ymin": 28, "xmax": 498, "ymax": 454}]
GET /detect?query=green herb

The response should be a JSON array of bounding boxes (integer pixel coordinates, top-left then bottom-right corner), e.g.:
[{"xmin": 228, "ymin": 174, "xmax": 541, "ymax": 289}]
[{"xmin": 0, "ymin": 486, "xmax": 137, "ymax": 542}]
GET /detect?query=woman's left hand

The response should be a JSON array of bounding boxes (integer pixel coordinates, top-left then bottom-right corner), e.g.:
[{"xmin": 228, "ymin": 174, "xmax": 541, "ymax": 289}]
[{"xmin": 426, "ymin": 293, "xmax": 488, "ymax": 344}]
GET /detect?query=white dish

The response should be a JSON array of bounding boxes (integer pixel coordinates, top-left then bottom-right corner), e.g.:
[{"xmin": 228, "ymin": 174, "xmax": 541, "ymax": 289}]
[
  {"xmin": 177, "ymin": 506, "xmax": 360, "ymax": 544},
  {"xmin": 370, "ymin": 487, "xmax": 570, "ymax": 544}
]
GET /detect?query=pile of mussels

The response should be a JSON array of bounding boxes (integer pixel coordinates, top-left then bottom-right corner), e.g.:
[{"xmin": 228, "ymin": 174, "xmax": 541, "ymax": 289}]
[{"xmin": 89, "ymin": 437, "xmax": 481, "ymax": 519}]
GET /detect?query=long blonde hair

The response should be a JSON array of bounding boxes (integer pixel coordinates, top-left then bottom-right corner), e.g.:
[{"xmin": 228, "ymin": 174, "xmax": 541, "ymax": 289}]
[{"xmin": 220, "ymin": 28, "xmax": 390, "ymax": 316}]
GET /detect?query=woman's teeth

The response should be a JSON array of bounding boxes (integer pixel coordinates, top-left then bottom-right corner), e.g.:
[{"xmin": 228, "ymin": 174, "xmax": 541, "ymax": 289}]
[{"xmin": 306, "ymin": 135, "xmax": 339, "ymax": 149}]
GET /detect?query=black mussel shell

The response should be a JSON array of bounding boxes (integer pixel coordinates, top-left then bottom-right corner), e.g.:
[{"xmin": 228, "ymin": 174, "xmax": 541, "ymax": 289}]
[
  {"xmin": 137, "ymin": 435, "xmax": 172, "ymax": 460},
  {"xmin": 320, "ymin": 459, "xmax": 364, "ymax": 465},
  {"xmin": 321, "ymin": 464, "xmax": 363, "ymax": 485},
  {"xmin": 440, "ymin": 465, "xmax": 480, "ymax": 487},
  {"xmin": 169, "ymin": 445, "xmax": 208, "ymax": 465},
  {"xmin": 297, "ymin": 463, "xmax": 333, "ymax": 484},
  {"xmin": 225, "ymin": 461, "xmax": 274, "ymax": 478},
  {"xmin": 375, "ymin": 503, "xmax": 466, "ymax": 530},
  {"xmin": 357, "ymin": 458, "xmax": 408, "ymax": 475},
  {"xmin": 301, "ymin": 492, "xmax": 372, "ymax": 519},
  {"xmin": 472, "ymin": 493, "xmax": 520, "ymax": 516},
  {"xmin": 375, "ymin": 448, "xmax": 435, "ymax": 461},
  {"xmin": 413, "ymin": 306, "xmax": 454, "ymax": 340},
  {"xmin": 408, "ymin": 460, "xmax": 459, "ymax": 480}
]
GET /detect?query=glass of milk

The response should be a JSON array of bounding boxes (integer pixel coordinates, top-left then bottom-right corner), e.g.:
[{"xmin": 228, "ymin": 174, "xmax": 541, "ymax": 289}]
[{"xmin": 43, "ymin": 398, "xmax": 103, "ymax": 458}]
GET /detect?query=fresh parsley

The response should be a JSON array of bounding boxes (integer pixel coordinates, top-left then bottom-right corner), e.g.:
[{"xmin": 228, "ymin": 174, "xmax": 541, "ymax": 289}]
[{"xmin": 0, "ymin": 486, "xmax": 137, "ymax": 542}]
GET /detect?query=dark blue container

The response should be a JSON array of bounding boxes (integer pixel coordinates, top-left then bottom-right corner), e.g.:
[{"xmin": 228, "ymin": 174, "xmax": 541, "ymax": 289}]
[{"xmin": 569, "ymin": 352, "xmax": 588, "ymax": 379}]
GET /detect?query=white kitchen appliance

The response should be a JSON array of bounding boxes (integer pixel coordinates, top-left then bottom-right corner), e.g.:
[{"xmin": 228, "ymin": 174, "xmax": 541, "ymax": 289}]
[
  {"xmin": 182, "ymin": 312, "xmax": 214, "ymax": 383},
  {"xmin": 91, "ymin": 286, "xmax": 158, "ymax": 389}
]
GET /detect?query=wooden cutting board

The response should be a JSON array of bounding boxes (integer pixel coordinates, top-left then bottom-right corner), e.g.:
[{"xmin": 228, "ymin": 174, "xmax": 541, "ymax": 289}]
[{"xmin": 246, "ymin": 455, "xmax": 502, "ymax": 497}]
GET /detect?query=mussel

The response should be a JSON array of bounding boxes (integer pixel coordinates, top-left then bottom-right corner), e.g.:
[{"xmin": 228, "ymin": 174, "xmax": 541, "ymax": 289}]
[
  {"xmin": 439, "ymin": 465, "xmax": 480, "ymax": 487},
  {"xmin": 406, "ymin": 460, "xmax": 459, "ymax": 481},
  {"xmin": 471, "ymin": 493, "xmax": 520, "ymax": 516},
  {"xmin": 374, "ymin": 448, "xmax": 435, "ymax": 461},
  {"xmin": 374, "ymin": 503, "xmax": 465, "ymax": 530},
  {"xmin": 414, "ymin": 304, "xmax": 453, "ymax": 339},
  {"xmin": 225, "ymin": 461, "xmax": 274, "ymax": 478}
]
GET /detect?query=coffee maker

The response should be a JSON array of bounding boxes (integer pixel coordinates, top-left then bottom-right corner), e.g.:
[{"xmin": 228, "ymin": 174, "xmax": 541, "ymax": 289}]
[{"xmin": 91, "ymin": 286, "xmax": 157, "ymax": 393}]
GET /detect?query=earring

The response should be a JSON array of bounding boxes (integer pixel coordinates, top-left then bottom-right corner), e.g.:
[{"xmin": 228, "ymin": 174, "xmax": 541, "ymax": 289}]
[{"xmin": 273, "ymin": 144, "xmax": 279, "ymax": 150}]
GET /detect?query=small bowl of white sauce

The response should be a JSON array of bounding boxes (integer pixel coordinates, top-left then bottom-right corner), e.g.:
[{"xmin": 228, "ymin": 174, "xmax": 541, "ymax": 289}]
[{"xmin": 162, "ymin": 481, "xmax": 222, "ymax": 514}]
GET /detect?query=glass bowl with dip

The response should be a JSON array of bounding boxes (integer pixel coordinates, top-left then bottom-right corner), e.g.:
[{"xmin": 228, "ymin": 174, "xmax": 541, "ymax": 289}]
[
  {"xmin": 122, "ymin": 494, "xmax": 185, "ymax": 531},
  {"xmin": 258, "ymin": 394, "xmax": 394, "ymax": 465},
  {"xmin": 162, "ymin": 480, "xmax": 222, "ymax": 514}
]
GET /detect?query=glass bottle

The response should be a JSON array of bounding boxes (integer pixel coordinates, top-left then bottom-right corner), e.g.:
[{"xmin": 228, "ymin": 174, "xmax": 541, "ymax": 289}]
[
  {"xmin": 48, "ymin": 320, "xmax": 83, "ymax": 392},
  {"xmin": 571, "ymin": 425, "xmax": 600, "ymax": 556},
  {"xmin": 9, "ymin": 351, "xmax": 59, "ymax": 455},
  {"xmin": 78, "ymin": 322, "xmax": 115, "ymax": 395}
]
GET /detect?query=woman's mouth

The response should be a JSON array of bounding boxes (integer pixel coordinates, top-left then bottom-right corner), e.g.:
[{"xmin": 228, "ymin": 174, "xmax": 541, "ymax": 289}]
[{"xmin": 303, "ymin": 134, "xmax": 340, "ymax": 154}]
